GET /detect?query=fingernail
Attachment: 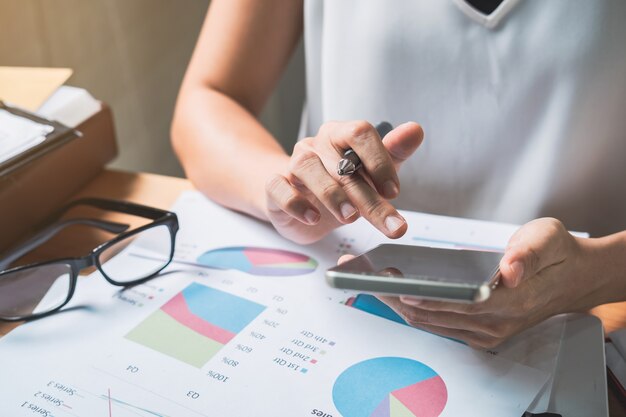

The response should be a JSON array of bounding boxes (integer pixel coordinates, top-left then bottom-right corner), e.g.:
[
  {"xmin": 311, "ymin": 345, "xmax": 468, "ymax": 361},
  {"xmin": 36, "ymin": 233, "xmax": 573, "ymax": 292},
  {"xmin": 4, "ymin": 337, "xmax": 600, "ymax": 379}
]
[
  {"xmin": 384, "ymin": 214, "xmax": 405, "ymax": 234},
  {"xmin": 400, "ymin": 296, "xmax": 422, "ymax": 306},
  {"xmin": 382, "ymin": 181, "xmax": 399, "ymax": 199},
  {"xmin": 340, "ymin": 202, "xmax": 357, "ymax": 220},
  {"xmin": 510, "ymin": 261, "xmax": 524, "ymax": 286},
  {"xmin": 304, "ymin": 209, "xmax": 320, "ymax": 225}
]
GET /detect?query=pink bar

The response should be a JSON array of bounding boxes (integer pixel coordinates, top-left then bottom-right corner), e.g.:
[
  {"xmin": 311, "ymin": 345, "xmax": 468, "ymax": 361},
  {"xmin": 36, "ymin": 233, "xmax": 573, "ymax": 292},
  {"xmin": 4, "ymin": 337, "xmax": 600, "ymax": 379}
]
[{"xmin": 161, "ymin": 293, "xmax": 236, "ymax": 344}]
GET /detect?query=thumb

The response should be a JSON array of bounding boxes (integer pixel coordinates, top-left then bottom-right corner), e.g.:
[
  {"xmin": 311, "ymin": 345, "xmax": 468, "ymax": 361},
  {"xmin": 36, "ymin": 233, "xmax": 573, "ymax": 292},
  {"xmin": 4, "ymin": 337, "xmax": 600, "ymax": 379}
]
[
  {"xmin": 499, "ymin": 218, "xmax": 570, "ymax": 288},
  {"xmin": 382, "ymin": 122, "xmax": 424, "ymax": 170},
  {"xmin": 338, "ymin": 254, "xmax": 355, "ymax": 265}
]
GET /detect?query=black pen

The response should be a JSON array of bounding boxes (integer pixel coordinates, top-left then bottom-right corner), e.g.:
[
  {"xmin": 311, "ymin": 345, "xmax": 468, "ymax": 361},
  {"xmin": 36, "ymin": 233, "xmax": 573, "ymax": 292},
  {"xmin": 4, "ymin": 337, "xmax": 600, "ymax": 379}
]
[{"xmin": 337, "ymin": 121, "xmax": 394, "ymax": 176}]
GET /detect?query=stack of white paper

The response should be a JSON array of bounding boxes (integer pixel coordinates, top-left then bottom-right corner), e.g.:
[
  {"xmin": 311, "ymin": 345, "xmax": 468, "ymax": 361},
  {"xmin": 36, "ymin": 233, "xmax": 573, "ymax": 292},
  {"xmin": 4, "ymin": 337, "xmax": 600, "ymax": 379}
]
[
  {"xmin": 0, "ymin": 109, "xmax": 53, "ymax": 164},
  {"xmin": 37, "ymin": 85, "xmax": 101, "ymax": 128}
]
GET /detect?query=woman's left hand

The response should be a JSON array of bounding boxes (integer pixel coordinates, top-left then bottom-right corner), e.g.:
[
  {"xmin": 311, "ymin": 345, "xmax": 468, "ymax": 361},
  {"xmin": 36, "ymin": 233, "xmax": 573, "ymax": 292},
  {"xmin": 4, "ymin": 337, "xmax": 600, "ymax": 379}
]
[{"xmin": 365, "ymin": 218, "xmax": 604, "ymax": 349}]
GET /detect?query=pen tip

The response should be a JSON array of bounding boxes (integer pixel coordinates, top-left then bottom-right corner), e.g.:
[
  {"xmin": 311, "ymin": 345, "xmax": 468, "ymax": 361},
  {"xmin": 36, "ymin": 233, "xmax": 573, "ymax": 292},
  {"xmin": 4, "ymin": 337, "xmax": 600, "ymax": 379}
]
[{"xmin": 337, "ymin": 159, "xmax": 356, "ymax": 176}]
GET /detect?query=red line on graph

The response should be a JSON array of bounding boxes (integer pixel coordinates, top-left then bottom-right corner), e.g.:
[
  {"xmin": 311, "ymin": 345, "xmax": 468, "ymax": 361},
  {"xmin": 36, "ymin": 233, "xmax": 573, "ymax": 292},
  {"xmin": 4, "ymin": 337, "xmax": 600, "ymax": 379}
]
[{"xmin": 108, "ymin": 388, "xmax": 112, "ymax": 417}]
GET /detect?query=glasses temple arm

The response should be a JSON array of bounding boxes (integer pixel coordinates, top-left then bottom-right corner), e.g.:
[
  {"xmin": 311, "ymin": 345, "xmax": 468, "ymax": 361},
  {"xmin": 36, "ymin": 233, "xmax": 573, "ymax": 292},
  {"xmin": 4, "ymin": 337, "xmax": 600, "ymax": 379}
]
[
  {"xmin": 0, "ymin": 218, "xmax": 130, "ymax": 270},
  {"xmin": 61, "ymin": 198, "xmax": 168, "ymax": 220}
]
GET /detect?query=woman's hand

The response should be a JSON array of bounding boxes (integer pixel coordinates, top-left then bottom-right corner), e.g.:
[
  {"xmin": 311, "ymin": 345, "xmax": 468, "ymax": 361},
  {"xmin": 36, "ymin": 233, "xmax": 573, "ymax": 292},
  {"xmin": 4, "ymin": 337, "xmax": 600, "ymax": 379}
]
[
  {"xmin": 367, "ymin": 218, "xmax": 613, "ymax": 349},
  {"xmin": 265, "ymin": 121, "xmax": 424, "ymax": 244}
]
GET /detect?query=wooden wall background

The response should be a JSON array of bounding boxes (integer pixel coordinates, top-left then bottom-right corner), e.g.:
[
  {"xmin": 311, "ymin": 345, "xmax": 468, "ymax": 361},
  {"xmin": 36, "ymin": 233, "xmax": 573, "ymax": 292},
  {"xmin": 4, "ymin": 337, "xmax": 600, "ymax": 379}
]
[{"xmin": 0, "ymin": 0, "xmax": 304, "ymax": 176}]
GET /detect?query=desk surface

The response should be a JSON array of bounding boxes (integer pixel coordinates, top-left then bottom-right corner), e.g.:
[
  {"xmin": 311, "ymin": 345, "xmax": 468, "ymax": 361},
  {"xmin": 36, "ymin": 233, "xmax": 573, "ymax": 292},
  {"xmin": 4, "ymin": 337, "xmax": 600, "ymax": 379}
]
[
  {"xmin": 0, "ymin": 169, "xmax": 192, "ymax": 337},
  {"xmin": 1, "ymin": 168, "xmax": 625, "ymax": 415}
]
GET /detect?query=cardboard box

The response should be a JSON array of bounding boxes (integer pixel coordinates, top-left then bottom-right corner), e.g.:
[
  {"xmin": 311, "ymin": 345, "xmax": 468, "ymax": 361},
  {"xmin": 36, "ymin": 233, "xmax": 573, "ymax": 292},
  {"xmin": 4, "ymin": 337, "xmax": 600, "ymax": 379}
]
[{"xmin": 0, "ymin": 104, "xmax": 118, "ymax": 253}]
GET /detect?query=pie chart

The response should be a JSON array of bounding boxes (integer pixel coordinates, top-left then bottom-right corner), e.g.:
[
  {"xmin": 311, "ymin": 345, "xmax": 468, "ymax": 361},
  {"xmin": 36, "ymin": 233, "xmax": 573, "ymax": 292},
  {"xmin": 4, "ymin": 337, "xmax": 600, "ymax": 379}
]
[
  {"xmin": 196, "ymin": 246, "xmax": 318, "ymax": 276},
  {"xmin": 333, "ymin": 357, "xmax": 447, "ymax": 417}
]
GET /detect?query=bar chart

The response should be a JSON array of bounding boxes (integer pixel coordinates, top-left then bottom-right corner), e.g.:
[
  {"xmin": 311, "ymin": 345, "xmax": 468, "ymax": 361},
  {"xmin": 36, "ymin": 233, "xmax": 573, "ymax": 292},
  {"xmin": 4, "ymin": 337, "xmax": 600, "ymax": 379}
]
[{"xmin": 126, "ymin": 282, "xmax": 266, "ymax": 367}]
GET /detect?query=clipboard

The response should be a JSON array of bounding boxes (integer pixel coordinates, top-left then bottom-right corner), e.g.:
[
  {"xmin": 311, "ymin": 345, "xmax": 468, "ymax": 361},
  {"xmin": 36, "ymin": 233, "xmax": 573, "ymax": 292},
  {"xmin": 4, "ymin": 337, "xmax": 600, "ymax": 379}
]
[{"xmin": 0, "ymin": 101, "xmax": 81, "ymax": 177}]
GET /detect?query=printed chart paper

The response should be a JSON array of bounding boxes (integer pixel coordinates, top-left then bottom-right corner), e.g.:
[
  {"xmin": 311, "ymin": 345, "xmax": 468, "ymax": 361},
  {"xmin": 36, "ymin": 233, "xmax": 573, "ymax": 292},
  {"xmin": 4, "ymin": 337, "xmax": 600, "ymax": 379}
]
[
  {"xmin": 0, "ymin": 269, "xmax": 546, "ymax": 417},
  {"xmin": 0, "ymin": 191, "xmax": 562, "ymax": 416}
]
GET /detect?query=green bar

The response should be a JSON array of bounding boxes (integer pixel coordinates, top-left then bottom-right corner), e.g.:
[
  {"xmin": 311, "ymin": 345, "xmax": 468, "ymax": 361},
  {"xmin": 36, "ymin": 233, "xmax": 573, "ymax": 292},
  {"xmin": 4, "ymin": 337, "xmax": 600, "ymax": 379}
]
[{"xmin": 126, "ymin": 309, "xmax": 224, "ymax": 368}]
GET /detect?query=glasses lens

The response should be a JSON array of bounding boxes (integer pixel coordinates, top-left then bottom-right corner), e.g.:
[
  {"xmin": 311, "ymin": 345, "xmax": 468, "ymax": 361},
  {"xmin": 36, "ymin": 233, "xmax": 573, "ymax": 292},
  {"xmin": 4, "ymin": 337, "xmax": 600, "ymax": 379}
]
[
  {"xmin": 98, "ymin": 224, "xmax": 172, "ymax": 283},
  {"xmin": 0, "ymin": 263, "xmax": 72, "ymax": 319}
]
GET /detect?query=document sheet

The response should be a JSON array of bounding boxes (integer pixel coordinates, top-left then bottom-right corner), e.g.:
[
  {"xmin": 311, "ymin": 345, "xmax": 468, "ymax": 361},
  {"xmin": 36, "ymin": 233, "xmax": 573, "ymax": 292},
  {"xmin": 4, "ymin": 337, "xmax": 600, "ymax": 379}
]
[
  {"xmin": 0, "ymin": 192, "xmax": 563, "ymax": 417},
  {"xmin": 0, "ymin": 109, "xmax": 54, "ymax": 164}
]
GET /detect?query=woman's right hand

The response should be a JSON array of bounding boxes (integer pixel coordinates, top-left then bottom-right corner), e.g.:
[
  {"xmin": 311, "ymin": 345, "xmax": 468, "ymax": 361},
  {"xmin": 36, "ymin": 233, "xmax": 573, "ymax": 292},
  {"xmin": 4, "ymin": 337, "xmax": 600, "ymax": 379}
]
[{"xmin": 265, "ymin": 120, "xmax": 424, "ymax": 244}]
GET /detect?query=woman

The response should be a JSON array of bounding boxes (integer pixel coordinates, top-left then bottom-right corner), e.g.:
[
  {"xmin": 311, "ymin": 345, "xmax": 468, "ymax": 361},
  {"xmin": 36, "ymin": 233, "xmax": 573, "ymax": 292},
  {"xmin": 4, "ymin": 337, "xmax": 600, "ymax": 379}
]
[{"xmin": 171, "ymin": 0, "xmax": 626, "ymax": 348}]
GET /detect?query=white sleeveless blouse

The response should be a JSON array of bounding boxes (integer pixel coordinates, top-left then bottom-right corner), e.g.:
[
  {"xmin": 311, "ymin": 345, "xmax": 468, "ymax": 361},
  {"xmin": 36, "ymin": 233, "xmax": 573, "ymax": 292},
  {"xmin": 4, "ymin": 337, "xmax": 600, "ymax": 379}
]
[{"xmin": 301, "ymin": 0, "xmax": 626, "ymax": 237}]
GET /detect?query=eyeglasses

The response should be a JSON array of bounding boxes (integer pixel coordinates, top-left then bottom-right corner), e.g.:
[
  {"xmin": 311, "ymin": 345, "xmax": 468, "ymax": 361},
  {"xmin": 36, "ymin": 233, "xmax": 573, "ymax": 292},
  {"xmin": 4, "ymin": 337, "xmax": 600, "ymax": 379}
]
[{"xmin": 0, "ymin": 198, "xmax": 178, "ymax": 321}]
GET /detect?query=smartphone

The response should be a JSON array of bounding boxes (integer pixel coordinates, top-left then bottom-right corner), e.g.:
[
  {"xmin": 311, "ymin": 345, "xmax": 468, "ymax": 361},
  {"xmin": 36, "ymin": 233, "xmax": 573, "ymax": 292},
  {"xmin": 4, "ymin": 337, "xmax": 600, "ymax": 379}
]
[{"xmin": 326, "ymin": 244, "xmax": 502, "ymax": 302}]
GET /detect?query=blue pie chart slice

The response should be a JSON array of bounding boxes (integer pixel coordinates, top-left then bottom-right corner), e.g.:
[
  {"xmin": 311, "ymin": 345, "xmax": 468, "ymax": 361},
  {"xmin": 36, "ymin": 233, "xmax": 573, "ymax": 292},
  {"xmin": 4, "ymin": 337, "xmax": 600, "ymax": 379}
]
[{"xmin": 333, "ymin": 357, "xmax": 447, "ymax": 417}]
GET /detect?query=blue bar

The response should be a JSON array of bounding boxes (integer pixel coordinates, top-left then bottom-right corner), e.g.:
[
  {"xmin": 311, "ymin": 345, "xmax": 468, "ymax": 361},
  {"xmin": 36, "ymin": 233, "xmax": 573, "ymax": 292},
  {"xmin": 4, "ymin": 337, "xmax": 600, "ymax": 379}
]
[{"xmin": 182, "ymin": 283, "xmax": 266, "ymax": 334}]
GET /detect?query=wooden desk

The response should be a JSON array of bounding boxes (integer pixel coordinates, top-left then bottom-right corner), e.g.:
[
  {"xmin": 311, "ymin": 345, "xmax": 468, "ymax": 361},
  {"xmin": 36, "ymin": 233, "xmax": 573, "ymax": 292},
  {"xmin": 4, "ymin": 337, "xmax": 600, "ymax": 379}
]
[
  {"xmin": 0, "ymin": 168, "xmax": 624, "ymax": 415},
  {"xmin": 0, "ymin": 169, "xmax": 192, "ymax": 336}
]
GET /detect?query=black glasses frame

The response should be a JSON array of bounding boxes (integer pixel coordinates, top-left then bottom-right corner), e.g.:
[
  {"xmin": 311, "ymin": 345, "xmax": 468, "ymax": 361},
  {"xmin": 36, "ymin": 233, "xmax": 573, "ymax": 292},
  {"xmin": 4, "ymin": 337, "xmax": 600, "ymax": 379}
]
[{"xmin": 0, "ymin": 198, "xmax": 179, "ymax": 321}]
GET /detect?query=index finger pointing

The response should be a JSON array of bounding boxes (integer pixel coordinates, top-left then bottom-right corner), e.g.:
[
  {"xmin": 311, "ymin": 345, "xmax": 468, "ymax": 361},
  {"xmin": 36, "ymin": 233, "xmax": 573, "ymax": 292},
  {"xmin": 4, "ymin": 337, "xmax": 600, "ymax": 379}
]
[{"xmin": 326, "ymin": 121, "xmax": 400, "ymax": 199}]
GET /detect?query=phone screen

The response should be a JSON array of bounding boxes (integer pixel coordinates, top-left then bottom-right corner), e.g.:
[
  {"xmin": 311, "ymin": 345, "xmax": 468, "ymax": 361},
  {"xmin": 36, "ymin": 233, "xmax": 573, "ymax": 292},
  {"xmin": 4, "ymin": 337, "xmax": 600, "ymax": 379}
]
[{"xmin": 331, "ymin": 244, "xmax": 502, "ymax": 286}]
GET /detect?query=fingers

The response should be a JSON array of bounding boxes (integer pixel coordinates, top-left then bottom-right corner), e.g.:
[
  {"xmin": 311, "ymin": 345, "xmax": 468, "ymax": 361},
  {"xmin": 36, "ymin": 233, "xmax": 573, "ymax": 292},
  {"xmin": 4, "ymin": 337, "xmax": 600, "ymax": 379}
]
[
  {"xmin": 368, "ymin": 219, "xmax": 576, "ymax": 349},
  {"xmin": 289, "ymin": 150, "xmax": 359, "ymax": 224},
  {"xmin": 329, "ymin": 122, "xmax": 422, "ymax": 237},
  {"xmin": 396, "ymin": 285, "xmax": 520, "ymax": 314},
  {"xmin": 404, "ymin": 307, "xmax": 510, "ymax": 339},
  {"xmin": 411, "ymin": 324, "xmax": 501, "ymax": 350},
  {"xmin": 376, "ymin": 296, "xmax": 505, "ymax": 348},
  {"xmin": 265, "ymin": 175, "xmax": 320, "ymax": 226},
  {"xmin": 338, "ymin": 254, "xmax": 355, "ymax": 265},
  {"xmin": 338, "ymin": 174, "xmax": 408, "ymax": 237},
  {"xmin": 383, "ymin": 296, "xmax": 498, "ymax": 336},
  {"xmin": 323, "ymin": 121, "xmax": 400, "ymax": 199},
  {"xmin": 500, "ymin": 218, "xmax": 573, "ymax": 287},
  {"xmin": 376, "ymin": 295, "xmax": 412, "ymax": 322},
  {"xmin": 397, "ymin": 295, "xmax": 479, "ymax": 314},
  {"xmin": 322, "ymin": 121, "xmax": 423, "ymax": 199},
  {"xmin": 269, "ymin": 120, "xmax": 422, "ymax": 241},
  {"xmin": 382, "ymin": 122, "xmax": 424, "ymax": 170},
  {"xmin": 289, "ymin": 125, "xmax": 409, "ymax": 238}
]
